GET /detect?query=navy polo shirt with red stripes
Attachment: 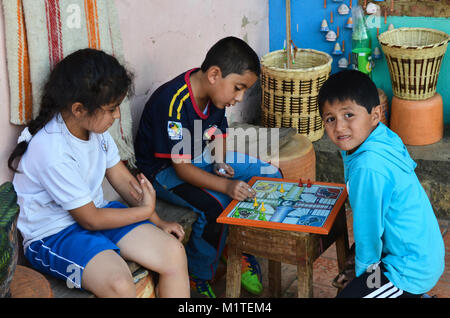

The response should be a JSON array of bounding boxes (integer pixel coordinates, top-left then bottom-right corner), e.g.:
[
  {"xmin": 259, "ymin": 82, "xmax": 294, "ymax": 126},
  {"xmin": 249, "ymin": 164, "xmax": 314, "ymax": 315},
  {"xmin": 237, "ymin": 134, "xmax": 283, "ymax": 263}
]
[{"xmin": 134, "ymin": 68, "xmax": 228, "ymax": 180}]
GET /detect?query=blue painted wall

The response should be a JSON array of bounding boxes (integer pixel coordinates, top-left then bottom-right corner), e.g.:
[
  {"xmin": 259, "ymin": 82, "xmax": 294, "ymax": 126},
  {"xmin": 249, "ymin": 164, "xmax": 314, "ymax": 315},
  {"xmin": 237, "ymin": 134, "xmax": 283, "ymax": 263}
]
[
  {"xmin": 269, "ymin": 0, "xmax": 353, "ymax": 75},
  {"xmin": 269, "ymin": 1, "xmax": 450, "ymax": 123}
]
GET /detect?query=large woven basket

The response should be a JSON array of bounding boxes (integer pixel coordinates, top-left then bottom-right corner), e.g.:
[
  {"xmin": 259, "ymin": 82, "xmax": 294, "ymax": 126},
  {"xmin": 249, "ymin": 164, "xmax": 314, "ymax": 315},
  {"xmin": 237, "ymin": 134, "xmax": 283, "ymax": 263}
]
[
  {"xmin": 378, "ymin": 28, "xmax": 449, "ymax": 100},
  {"xmin": 260, "ymin": 49, "xmax": 332, "ymax": 141}
]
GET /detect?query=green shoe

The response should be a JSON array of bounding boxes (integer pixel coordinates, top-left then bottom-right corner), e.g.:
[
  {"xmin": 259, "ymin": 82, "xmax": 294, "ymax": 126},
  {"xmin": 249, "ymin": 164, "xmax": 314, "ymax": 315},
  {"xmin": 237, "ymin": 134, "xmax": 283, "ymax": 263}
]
[
  {"xmin": 189, "ymin": 274, "xmax": 216, "ymax": 298},
  {"xmin": 241, "ymin": 254, "xmax": 263, "ymax": 295}
]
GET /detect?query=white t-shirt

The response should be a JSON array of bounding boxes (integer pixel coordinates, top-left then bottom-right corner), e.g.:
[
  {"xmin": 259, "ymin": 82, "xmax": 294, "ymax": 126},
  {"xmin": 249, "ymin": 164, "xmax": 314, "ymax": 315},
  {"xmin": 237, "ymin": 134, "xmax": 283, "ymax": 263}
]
[{"xmin": 13, "ymin": 114, "xmax": 120, "ymax": 249}]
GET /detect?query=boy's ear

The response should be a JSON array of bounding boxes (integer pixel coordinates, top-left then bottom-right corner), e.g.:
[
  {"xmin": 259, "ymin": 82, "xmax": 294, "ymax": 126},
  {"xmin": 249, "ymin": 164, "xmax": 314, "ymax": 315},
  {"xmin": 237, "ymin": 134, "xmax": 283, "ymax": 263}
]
[
  {"xmin": 370, "ymin": 105, "xmax": 382, "ymax": 124},
  {"xmin": 206, "ymin": 66, "xmax": 222, "ymax": 85},
  {"xmin": 71, "ymin": 102, "xmax": 87, "ymax": 118}
]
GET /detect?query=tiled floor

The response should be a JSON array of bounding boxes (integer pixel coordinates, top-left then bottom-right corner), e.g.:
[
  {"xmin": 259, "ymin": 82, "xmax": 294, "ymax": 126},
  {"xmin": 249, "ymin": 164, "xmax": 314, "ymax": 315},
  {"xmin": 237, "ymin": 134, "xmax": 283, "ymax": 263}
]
[{"xmin": 198, "ymin": 210, "xmax": 449, "ymax": 298}]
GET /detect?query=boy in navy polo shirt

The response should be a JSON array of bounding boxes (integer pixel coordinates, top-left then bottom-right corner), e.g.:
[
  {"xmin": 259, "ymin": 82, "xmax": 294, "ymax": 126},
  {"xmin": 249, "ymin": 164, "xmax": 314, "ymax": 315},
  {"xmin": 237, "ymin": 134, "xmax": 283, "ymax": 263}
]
[{"xmin": 135, "ymin": 36, "xmax": 281, "ymax": 297}]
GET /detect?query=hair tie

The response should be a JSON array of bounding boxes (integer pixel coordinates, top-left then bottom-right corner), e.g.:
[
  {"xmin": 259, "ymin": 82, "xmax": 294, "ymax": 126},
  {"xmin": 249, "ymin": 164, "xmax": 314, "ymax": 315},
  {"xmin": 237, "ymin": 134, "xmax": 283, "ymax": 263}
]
[{"xmin": 17, "ymin": 127, "xmax": 32, "ymax": 144}]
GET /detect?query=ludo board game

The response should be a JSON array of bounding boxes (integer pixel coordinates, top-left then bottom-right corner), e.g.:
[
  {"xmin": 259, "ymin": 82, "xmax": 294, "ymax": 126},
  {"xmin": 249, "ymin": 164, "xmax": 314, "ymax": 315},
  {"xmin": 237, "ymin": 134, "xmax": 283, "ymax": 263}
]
[{"xmin": 217, "ymin": 177, "xmax": 347, "ymax": 234}]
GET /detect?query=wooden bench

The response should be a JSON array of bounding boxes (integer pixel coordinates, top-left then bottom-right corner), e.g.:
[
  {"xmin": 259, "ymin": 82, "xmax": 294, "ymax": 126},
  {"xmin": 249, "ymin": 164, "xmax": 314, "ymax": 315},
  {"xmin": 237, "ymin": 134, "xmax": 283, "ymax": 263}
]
[
  {"xmin": 0, "ymin": 180, "xmax": 197, "ymax": 298},
  {"xmin": 16, "ymin": 195, "xmax": 197, "ymax": 298}
]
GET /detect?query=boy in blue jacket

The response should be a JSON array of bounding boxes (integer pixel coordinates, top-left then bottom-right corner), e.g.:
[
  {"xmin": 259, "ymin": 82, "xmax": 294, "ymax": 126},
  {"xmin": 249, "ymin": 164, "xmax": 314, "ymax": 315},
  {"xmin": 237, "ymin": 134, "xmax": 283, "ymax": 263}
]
[{"xmin": 318, "ymin": 70, "xmax": 444, "ymax": 298}]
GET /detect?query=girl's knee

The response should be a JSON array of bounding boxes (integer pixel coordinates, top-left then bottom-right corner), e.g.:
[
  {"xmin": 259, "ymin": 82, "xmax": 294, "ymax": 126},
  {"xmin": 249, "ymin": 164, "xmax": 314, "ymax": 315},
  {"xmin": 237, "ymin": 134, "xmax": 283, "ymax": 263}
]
[
  {"xmin": 169, "ymin": 238, "xmax": 187, "ymax": 261},
  {"xmin": 106, "ymin": 272, "xmax": 136, "ymax": 297},
  {"xmin": 161, "ymin": 238, "xmax": 187, "ymax": 272}
]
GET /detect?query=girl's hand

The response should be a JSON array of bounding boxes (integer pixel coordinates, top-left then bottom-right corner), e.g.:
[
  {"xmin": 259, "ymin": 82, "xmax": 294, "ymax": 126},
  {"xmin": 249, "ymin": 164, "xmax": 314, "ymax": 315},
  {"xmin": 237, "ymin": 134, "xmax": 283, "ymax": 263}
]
[
  {"xmin": 130, "ymin": 173, "xmax": 156, "ymax": 217},
  {"xmin": 226, "ymin": 180, "xmax": 256, "ymax": 201},
  {"xmin": 213, "ymin": 163, "xmax": 234, "ymax": 178},
  {"xmin": 157, "ymin": 220, "xmax": 185, "ymax": 242}
]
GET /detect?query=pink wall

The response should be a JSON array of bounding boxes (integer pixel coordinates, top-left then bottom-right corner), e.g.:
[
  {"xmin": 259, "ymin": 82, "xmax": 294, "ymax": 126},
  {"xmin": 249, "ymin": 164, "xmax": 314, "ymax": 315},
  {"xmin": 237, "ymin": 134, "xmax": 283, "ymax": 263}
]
[{"xmin": 0, "ymin": 0, "xmax": 269, "ymax": 183}]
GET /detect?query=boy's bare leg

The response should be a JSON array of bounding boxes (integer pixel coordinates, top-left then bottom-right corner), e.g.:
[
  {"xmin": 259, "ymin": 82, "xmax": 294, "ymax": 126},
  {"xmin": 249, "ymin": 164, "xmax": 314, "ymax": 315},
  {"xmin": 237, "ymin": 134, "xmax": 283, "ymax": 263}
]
[
  {"xmin": 117, "ymin": 223, "xmax": 190, "ymax": 298},
  {"xmin": 82, "ymin": 249, "xmax": 136, "ymax": 297}
]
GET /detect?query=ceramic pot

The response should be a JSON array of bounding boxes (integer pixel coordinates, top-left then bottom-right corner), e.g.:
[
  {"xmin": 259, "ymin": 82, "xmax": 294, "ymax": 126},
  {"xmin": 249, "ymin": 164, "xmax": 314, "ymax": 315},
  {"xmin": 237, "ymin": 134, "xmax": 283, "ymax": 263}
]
[{"xmin": 390, "ymin": 93, "xmax": 443, "ymax": 145}]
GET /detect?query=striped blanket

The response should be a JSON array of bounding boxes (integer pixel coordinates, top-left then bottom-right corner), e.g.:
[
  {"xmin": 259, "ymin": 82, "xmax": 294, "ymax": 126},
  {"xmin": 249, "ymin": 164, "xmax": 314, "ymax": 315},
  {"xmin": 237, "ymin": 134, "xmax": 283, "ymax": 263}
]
[{"xmin": 2, "ymin": 0, "xmax": 135, "ymax": 164}]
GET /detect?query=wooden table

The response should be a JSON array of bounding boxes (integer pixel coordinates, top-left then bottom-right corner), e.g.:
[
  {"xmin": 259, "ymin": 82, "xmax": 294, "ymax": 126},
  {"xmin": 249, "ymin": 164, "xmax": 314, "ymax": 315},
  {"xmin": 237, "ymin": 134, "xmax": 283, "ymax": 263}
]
[{"xmin": 225, "ymin": 206, "xmax": 349, "ymax": 298}]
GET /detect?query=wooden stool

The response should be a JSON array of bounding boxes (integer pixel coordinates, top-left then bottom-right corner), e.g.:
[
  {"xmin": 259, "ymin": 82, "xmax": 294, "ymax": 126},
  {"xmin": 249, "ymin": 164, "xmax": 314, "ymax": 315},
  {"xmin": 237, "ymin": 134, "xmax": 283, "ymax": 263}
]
[
  {"xmin": 273, "ymin": 134, "xmax": 316, "ymax": 181},
  {"xmin": 225, "ymin": 206, "xmax": 349, "ymax": 298},
  {"xmin": 10, "ymin": 265, "xmax": 53, "ymax": 298},
  {"xmin": 390, "ymin": 93, "xmax": 443, "ymax": 145}
]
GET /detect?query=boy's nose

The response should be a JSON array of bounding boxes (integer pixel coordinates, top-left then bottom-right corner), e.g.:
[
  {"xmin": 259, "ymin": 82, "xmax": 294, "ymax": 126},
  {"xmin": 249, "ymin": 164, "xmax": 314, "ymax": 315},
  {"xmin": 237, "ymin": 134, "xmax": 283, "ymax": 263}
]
[
  {"xmin": 335, "ymin": 118, "xmax": 346, "ymax": 132},
  {"xmin": 235, "ymin": 90, "xmax": 245, "ymax": 103}
]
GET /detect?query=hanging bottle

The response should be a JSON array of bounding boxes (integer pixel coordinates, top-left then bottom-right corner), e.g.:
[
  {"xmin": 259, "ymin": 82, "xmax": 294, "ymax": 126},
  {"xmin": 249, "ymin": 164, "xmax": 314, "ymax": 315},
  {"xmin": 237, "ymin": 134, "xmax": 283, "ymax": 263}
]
[{"xmin": 351, "ymin": 5, "xmax": 372, "ymax": 75}]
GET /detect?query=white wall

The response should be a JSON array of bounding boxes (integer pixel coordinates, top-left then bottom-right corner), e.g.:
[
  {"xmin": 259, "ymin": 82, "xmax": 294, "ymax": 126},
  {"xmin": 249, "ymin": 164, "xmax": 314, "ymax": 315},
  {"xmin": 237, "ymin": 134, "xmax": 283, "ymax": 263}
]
[
  {"xmin": 114, "ymin": 0, "xmax": 269, "ymax": 136},
  {"xmin": 0, "ymin": 3, "xmax": 22, "ymax": 184},
  {"xmin": 0, "ymin": 0, "xmax": 269, "ymax": 183}
]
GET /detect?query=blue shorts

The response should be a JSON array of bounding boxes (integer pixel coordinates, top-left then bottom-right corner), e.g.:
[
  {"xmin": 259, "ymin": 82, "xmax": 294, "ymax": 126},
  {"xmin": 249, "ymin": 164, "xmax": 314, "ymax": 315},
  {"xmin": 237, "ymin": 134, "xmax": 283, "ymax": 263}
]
[{"xmin": 24, "ymin": 201, "xmax": 152, "ymax": 289}]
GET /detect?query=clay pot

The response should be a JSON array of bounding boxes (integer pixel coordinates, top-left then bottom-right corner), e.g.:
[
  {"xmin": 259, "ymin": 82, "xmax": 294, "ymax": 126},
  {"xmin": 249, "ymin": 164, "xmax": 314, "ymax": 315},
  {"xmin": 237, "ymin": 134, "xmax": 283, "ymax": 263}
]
[
  {"xmin": 272, "ymin": 134, "xmax": 316, "ymax": 181},
  {"xmin": 390, "ymin": 93, "xmax": 443, "ymax": 145},
  {"xmin": 377, "ymin": 88, "xmax": 389, "ymax": 126}
]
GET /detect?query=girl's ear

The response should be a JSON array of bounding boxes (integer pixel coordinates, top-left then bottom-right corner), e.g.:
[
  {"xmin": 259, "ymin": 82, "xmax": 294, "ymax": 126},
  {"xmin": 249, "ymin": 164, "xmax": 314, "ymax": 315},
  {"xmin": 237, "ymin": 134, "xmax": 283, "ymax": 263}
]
[
  {"xmin": 71, "ymin": 102, "xmax": 87, "ymax": 118},
  {"xmin": 206, "ymin": 66, "xmax": 222, "ymax": 85}
]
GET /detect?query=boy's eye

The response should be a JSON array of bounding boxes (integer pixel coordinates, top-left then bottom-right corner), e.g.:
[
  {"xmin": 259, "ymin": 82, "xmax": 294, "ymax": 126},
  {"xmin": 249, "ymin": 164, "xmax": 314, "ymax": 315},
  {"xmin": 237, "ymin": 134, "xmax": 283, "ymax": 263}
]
[
  {"xmin": 235, "ymin": 86, "xmax": 242, "ymax": 91},
  {"xmin": 344, "ymin": 113, "xmax": 354, "ymax": 118},
  {"xmin": 324, "ymin": 117, "xmax": 335, "ymax": 123}
]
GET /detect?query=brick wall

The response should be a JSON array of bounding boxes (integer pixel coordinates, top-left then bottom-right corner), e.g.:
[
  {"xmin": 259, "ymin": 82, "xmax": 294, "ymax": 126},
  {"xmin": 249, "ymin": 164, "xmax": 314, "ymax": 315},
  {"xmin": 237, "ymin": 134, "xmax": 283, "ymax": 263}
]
[{"xmin": 358, "ymin": 0, "xmax": 450, "ymax": 17}]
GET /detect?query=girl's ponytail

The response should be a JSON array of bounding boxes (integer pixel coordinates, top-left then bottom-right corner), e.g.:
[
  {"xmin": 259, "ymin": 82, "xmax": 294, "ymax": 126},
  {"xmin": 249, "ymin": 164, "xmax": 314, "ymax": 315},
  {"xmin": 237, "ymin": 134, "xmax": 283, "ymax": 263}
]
[{"xmin": 8, "ymin": 98, "xmax": 57, "ymax": 172}]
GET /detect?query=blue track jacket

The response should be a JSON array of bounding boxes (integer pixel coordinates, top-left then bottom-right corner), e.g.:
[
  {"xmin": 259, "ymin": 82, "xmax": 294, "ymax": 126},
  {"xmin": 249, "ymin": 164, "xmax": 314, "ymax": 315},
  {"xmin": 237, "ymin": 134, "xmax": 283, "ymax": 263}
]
[{"xmin": 341, "ymin": 123, "xmax": 444, "ymax": 294}]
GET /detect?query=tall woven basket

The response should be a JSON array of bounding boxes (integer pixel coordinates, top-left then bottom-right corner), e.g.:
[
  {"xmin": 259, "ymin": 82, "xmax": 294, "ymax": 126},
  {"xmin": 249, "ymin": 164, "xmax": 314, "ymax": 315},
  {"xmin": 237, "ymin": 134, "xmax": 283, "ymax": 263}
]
[
  {"xmin": 378, "ymin": 28, "xmax": 450, "ymax": 100},
  {"xmin": 260, "ymin": 49, "xmax": 332, "ymax": 141}
]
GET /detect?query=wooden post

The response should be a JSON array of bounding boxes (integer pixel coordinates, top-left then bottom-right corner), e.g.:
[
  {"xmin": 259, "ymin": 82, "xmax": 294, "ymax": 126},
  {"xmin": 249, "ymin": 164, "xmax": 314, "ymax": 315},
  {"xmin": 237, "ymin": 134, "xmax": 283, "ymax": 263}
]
[
  {"xmin": 335, "ymin": 208, "xmax": 350, "ymax": 273},
  {"xmin": 268, "ymin": 260, "xmax": 282, "ymax": 297},
  {"xmin": 285, "ymin": 0, "xmax": 292, "ymax": 68},
  {"xmin": 296, "ymin": 238, "xmax": 313, "ymax": 298},
  {"xmin": 225, "ymin": 226, "xmax": 243, "ymax": 298}
]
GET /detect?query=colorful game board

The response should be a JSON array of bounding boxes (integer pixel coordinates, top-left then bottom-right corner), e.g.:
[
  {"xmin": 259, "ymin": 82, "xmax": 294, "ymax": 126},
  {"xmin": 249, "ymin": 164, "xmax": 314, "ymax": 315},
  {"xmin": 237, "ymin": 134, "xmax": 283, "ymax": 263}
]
[{"xmin": 217, "ymin": 177, "xmax": 348, "ymax": 234}]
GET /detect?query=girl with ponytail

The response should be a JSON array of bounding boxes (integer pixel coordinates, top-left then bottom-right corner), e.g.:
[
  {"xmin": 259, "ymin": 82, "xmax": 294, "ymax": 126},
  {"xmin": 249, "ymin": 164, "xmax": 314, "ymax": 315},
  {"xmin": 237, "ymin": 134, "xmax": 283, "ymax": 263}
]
[{"xmin": 9, "ymin": 49, "xmax": 189, "ymax": 298}]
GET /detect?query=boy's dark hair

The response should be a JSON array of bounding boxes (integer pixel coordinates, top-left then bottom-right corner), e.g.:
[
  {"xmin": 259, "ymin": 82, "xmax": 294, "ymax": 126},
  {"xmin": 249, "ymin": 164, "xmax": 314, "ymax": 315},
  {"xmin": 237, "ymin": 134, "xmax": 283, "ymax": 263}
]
[
  {"xmin": 8, "ymin": 48, "xmax": 134, "ymax": 172},
  {"xmin": 318, "ymin": 70, "xmax": 380, "ymax": 116},
  {"xmin": 201, "ymin": 36, "xmax": 261, "ymax": 77}
]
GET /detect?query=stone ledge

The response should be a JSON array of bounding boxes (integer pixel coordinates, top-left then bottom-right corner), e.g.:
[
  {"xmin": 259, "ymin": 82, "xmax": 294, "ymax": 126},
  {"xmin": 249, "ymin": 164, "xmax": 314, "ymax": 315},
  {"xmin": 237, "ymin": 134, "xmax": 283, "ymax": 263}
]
[{"xmin": 314, "ymin": 125, "xmax": 450, "ymax": 220}]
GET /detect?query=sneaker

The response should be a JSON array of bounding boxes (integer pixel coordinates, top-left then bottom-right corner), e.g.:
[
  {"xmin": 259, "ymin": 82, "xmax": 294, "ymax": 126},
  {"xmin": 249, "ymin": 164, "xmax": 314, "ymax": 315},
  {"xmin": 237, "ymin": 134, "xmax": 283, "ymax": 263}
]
[
  {"xmin": 189, "ymin": 274, "xmax": 216, "ymax": 298},
  {"xmin": 241, "ymin": 254, "xmax": 263, "ymax": 295},
  {"xmin": 221, "ymin": 248, "xmax": 263, "ymax": 295}
]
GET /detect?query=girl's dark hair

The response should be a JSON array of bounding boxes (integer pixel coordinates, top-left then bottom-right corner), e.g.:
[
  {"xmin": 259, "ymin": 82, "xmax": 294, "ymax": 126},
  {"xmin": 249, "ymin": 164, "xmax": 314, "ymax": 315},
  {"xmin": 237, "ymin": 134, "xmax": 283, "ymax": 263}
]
[
  {"xmin": 8, "ymin": 48, "xmax": 134, "ymax": 172},
  {"xmin": 318, "ymin": 70, "xmax": 380, "ymax": 116},
  {"xmin": 201, "ymin": 36, "xmax": 261, "ymax": 77}
]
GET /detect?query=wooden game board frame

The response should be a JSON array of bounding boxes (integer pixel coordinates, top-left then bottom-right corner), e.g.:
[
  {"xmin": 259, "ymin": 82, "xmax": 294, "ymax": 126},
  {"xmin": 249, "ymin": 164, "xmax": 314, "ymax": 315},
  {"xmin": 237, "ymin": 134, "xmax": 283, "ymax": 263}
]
[{"xmin": 217, "ymin": 176, "xmax": 348, "ymax": 235}]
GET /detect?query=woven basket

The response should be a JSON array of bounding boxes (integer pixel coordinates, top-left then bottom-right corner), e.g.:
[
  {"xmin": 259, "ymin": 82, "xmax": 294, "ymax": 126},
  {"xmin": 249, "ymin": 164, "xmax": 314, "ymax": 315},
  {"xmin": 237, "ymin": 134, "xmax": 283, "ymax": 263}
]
[
  {"xmin": 378, "ymin": 28, "xmax": 450, "ymax": 100},
  {"xmin": 260, "ymin": 49, "xmax": 332, "ymax": 141}
]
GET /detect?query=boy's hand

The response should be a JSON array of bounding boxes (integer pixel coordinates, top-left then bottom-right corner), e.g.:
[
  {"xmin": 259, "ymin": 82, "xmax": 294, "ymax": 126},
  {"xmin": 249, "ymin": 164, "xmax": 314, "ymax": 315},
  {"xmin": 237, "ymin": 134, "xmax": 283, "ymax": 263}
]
[
  {"xmin": 213, "ymin": 163, "xmax": 234, "ymax": 178},
  {"xmin": 226, "ymin": 180, "xmax": 256, "ymax": 201}
]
